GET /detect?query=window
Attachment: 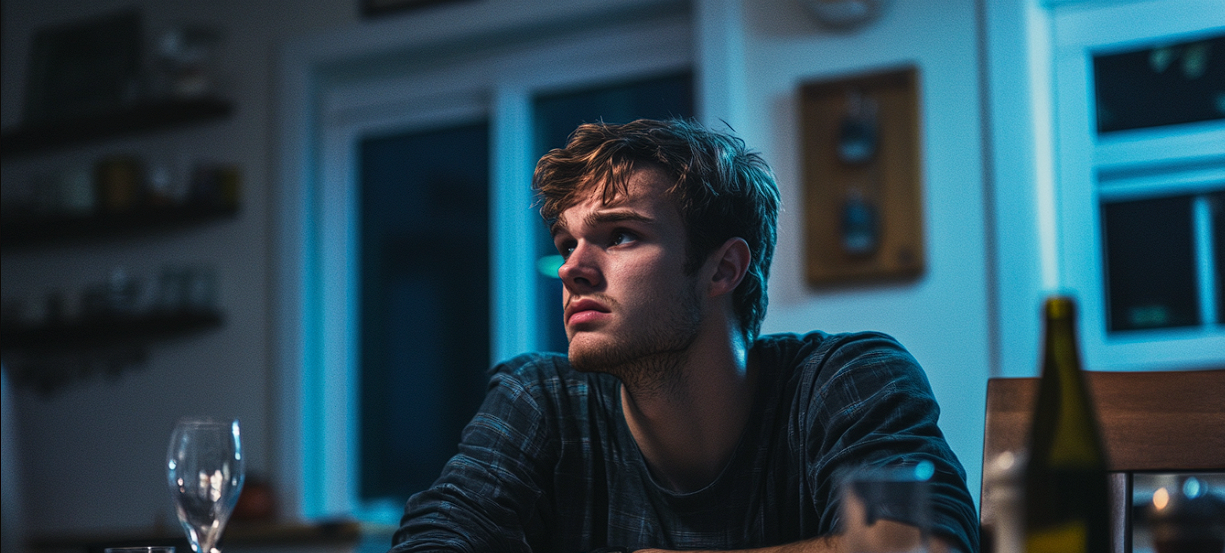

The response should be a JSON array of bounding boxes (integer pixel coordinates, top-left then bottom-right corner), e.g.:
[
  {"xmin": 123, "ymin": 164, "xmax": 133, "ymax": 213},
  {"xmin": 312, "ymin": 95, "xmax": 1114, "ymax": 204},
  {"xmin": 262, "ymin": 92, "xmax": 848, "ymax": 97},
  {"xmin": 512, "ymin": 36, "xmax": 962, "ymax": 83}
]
[
  {"xmin": 353, "ymin": 71, "xmax": 695, "ymax": 507},
  {"xmin": 357, "ymin": 123, "xmax": 490, "ymax": 504},
  {"xmin": 1101, "ymin": 194, "xmax": 1203, "ymax": 332},
  {"xmin": 1052, "ymin": 1, "xmax": 1225, "ymax": 369},
  {"xmin": 283, "ymin": 6, "xmax": 695, "ymax": 522},
  {"xmin": 1095, "ymin": 35, "xmax": 1224, "ymax": 334},
  {"xmin": 1092, "ymin": 35, "xmax": 1224, "ymax": 133}
]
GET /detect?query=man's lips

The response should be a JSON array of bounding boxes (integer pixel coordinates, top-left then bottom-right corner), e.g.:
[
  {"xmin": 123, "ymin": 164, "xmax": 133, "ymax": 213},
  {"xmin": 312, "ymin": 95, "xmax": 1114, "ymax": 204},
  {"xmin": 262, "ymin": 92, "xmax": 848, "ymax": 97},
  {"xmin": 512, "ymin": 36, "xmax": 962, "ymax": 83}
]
[{"xmin": 565, "ymin": 298, "xmax": 611, "ymax": 326}]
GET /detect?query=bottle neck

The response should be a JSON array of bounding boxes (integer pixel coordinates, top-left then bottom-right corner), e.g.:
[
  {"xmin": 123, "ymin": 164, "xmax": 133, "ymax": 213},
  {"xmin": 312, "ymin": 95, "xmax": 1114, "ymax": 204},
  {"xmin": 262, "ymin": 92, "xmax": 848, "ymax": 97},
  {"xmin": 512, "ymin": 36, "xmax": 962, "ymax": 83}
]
[
  {"xmin": 1043, "ymin": 314, "xmax": 1080, "ymax": 377},
  {"xmin": 1038, "ymin": 299, "xmax": 1104, "ymax": 467}
]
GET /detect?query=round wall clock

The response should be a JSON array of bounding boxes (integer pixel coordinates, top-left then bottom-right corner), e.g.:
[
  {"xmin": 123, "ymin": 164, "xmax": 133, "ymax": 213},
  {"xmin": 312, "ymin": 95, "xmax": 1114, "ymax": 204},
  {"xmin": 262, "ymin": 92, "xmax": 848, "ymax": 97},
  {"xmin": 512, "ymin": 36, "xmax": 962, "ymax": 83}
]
[{"xmin": 799, "ymin": 0, "xmax": 893, "ymax": 31}]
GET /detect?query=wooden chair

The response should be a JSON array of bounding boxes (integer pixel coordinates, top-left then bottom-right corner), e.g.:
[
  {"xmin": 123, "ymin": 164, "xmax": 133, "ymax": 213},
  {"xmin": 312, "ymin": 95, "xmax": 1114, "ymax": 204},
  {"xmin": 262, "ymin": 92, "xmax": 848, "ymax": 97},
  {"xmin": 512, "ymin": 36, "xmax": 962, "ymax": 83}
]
[{"xmin": 981, "ymin": 368, "xmax": 1225, "ymax": 553}]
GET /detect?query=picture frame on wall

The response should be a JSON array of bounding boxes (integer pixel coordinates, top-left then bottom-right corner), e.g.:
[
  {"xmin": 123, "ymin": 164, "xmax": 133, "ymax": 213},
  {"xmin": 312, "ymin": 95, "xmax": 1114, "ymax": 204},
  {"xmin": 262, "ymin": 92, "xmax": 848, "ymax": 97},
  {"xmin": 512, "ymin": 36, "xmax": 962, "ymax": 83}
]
[
  {"xmin": 24, "ymin": 9, "xmax": 143, "ymax": 124},
  {"xmin": 799, "ymin": 66, "xmax": 926, "ymax": 287}
]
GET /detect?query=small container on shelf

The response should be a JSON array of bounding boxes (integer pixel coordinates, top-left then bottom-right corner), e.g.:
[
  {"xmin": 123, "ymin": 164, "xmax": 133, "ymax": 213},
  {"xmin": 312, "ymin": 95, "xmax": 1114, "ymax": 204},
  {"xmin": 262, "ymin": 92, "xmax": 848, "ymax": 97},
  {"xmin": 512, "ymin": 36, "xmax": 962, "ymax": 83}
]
[
  {"xmin": 153, "ymin": 24, "xmax": 223, "ymax": 100},
  {"xmin": 81, "ymin": 268, "xmax": 144, "ymax": 320},
  {"xmin": 188, "ymin": 162, "xmax": 241, "ymax": 210},
  {"xmin": 154, "ymin": 263, "xmax": 218, "ymax": 314},
  {"xmin": 94, "ymin": 155, "xmax": 146, "ymax": 215},
  {"xmin": 56, "ymin": 165, "xmax": 96, "ymax": 215}
]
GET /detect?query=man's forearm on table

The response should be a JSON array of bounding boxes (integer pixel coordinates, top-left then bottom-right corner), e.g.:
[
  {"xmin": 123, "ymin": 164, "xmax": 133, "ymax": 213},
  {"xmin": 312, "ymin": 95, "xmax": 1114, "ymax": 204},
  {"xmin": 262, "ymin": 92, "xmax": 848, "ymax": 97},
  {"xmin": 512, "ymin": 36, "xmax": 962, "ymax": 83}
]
[
  {"xmin": 634, "ymin": 522, "xmax": 960, "ymax": 553},
  {"xmin": 635, "ymin": 535, "xmax": 839, "ymax": 553}
]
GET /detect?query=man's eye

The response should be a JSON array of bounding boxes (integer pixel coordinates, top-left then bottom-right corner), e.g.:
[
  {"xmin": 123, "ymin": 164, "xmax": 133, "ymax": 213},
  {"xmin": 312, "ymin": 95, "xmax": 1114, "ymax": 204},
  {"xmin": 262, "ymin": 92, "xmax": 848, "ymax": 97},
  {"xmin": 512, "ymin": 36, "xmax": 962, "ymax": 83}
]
[
  {"xmin": 610, "ymin": 231, "xmax": 636, "ymax": 247},
  {"xmin": 557, "ymin": 242, "xmax": 575, "ymax": 258}
]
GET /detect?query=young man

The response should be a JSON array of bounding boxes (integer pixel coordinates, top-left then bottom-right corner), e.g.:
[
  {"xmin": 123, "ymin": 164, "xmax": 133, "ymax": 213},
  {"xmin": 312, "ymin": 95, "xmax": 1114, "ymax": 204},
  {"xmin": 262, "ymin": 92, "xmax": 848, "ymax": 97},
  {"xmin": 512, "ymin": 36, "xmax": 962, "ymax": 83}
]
[{"xmin": 391, "ymin": 119, "xmax": 977, "ymax": 552}]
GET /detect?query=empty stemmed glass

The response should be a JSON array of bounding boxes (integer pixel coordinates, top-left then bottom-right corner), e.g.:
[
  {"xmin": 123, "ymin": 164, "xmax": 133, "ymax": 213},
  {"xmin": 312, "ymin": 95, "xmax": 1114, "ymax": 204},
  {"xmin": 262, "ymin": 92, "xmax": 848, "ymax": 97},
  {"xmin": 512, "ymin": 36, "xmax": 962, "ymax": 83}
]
[{"xmin": 166, "ymin": 418, "xmax": 245, "ymax": 553}]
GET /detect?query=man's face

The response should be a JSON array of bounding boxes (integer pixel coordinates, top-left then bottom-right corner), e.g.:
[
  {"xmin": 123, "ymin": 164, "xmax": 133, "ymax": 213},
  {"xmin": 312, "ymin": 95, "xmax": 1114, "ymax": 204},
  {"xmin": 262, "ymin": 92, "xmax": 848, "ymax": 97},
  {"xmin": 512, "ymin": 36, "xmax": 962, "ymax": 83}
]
[{"xmin": 550, "ymin": 167, "xmax": 704, "ymax": 383}]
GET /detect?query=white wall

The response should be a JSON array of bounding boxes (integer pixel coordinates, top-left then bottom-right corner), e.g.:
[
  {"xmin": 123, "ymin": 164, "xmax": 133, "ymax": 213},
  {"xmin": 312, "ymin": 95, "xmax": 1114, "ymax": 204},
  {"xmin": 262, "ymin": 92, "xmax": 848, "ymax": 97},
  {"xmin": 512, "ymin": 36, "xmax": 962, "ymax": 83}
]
[
  {"xmin": 732, "ymin": 0, "xmax": 992, "ymax": 505},
  {"xmin": 3, "ymin": 0, "xmax": 997, "ymax": 537}
]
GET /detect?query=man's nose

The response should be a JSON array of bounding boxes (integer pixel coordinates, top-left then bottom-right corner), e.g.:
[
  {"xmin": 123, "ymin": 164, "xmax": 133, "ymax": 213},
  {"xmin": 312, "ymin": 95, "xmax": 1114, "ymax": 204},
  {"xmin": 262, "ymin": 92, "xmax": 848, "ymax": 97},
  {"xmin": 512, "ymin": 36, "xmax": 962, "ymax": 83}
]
[{"xmin": 558, "ymin": 242, "xmax": 602, "ymax": 290}]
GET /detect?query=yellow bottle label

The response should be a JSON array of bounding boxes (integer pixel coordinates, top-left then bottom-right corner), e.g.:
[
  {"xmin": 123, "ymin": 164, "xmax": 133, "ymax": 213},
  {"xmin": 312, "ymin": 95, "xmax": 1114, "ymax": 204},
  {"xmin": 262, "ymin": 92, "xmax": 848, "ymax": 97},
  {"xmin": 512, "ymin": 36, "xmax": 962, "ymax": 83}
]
[{"xmin": 1027, "ymin": 521, "xmax": 1087, "ymax": 553}]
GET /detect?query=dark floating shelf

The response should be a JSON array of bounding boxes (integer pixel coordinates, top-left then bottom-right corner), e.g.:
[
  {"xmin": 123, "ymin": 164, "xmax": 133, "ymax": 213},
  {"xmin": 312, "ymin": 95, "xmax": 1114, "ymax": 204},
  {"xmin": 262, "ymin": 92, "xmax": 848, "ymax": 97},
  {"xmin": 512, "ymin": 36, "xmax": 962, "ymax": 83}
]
[
  {"xmin": 1, "ymin": 310, "xmax": 224, "ymax": 394},
  {"xmin": 1, "ymin": 310, "xmax": 223, "ymax": 353},
  {"xmin": 1, "ymin": 96, "xmax": 233, "ymax": 157},
  {"xmin": 2, "ymin": 202, "xmax": 239, "ymax": 248}
]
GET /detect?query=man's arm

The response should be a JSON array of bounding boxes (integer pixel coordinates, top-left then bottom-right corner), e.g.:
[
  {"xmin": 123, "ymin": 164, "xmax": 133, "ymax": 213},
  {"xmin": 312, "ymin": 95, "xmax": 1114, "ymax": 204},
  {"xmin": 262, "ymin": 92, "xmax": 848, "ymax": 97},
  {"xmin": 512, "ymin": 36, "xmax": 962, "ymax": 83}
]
[
  {"xmin": 798, "ymin": 332, "xmax": 980, "ymax": 553},
  {"xmin": 391, "ymin": 358, "xmax": 554, "ymax": 553},
  {"xmin": 637, "ymin": 521, "xmax": 961, "ymax": 553}
]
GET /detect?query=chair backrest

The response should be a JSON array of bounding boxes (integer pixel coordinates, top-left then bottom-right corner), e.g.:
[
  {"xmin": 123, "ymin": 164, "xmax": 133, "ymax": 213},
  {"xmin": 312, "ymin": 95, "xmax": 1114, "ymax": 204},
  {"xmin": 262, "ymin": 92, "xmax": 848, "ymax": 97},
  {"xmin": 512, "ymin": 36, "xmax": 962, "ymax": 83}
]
[
  {"xmin": 983, "ymin": 368, "xmax": 1225, "ymax": 474},
  {"xmin": 981, "ymin": 368, "xmax": 1225, "ymax": 553}
]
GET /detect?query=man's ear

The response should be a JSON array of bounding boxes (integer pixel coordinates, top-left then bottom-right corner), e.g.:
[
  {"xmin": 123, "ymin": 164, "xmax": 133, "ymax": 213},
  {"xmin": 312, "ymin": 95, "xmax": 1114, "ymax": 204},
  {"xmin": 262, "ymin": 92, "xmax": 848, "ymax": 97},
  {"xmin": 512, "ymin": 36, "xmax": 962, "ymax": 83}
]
[{"xmin": 708, "ymin": 237, "xmax": 751, "ymax": 298}]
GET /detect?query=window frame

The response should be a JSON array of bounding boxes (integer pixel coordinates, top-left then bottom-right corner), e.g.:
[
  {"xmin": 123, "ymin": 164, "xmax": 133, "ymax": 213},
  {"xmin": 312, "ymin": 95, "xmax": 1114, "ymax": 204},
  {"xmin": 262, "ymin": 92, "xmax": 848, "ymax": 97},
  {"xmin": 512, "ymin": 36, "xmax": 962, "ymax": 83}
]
[
  {"xmin": 1050, "ymin": 0, "xmax": 1225, "ymax": 370},
  {"xmin": 986, "ymin": 0, "xmax": 1225, "ymax": 377}
]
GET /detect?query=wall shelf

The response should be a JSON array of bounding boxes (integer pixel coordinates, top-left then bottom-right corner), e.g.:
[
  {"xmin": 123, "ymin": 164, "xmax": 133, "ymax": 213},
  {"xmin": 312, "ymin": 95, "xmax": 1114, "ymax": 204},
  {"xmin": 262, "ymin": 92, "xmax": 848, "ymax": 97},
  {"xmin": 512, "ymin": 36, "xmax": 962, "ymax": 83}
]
[
  {"xmin": 1, "ymin": 310, "xmax": 224, "ymax": 393},
  {"xmin": 1, "ymin": 310, "xmax": 223, "ymax": 353},
  {"xmin": 1, "ymin": 96, "xmax": 233, "ymax": 157},
  {"xmin": 2, "ymin": 202, "xmax": 239, "ymax": 249}
]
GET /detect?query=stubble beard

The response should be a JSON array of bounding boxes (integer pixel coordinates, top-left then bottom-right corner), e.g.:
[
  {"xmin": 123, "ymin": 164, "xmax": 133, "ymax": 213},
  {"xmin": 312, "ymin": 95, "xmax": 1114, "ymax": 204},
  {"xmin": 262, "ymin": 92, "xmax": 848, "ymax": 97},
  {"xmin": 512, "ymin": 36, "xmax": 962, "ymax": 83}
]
[{"xmin": 568, "ymin": 278, "xmax": 704, "ymax": 398}]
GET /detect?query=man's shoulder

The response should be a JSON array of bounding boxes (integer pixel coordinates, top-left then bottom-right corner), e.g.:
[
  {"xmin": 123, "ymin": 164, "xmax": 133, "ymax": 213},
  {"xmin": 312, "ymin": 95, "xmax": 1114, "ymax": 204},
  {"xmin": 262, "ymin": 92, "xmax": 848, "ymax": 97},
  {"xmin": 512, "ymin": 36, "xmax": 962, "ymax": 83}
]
[
  {"xmin": 484, "ymin": 352, "xmax": 622, "ymax": 443},
  {"xmin": 493, "ymin": 351, "xmax": 569, "ymax": 377},
  {"xmin": 490, "ymin": 351, "xmax": 570, "ymax": 388},
  {"xmin": 755, "ymin": 329, "xmax": 904, "ymax": 346},
  {"xmin": 489, "ymin": 351, "xmax": 618, "ymax": 400},
  {"xmin": 755, "ymin": 330, "xmax": 911, "ymax": 368},
  {"xmin": 755, "ymin": 330, "xmax": 924, "ymax": 399}
]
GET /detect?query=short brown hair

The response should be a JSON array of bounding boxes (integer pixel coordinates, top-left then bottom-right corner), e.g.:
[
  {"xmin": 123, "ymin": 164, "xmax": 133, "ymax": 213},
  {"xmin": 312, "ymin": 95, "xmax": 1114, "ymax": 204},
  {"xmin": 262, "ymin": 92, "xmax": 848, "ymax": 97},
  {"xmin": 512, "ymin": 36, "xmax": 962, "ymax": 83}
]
[{"xmin": 533, "ymin": 119, "xmax": 780, "ymax": 341}]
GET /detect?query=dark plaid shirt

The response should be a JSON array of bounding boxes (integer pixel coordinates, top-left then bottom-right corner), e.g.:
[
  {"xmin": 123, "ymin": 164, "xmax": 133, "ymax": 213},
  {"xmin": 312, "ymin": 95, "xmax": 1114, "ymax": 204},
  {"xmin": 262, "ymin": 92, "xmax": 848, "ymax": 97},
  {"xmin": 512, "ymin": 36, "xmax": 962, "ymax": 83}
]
[{"xmin": 391, "ymin": 332, "xmax": 978, "ymax": 553}]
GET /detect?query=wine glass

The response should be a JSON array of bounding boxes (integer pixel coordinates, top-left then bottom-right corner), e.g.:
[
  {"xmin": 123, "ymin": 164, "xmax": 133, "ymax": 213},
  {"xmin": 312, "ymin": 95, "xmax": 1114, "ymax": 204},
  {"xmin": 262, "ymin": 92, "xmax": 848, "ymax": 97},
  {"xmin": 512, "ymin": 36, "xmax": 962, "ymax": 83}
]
[{"xmin": 166, "ymin": 418, "xmax": 245, "ymax": 553}]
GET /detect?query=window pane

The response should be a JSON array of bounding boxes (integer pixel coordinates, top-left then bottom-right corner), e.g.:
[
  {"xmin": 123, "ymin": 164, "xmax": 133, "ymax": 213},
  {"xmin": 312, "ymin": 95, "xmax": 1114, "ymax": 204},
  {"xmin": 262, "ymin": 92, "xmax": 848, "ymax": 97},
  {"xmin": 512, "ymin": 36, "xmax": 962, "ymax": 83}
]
[
  {"xmin": 1102, "ymin": 195, "xmax": 1199, "ymax": 332},
  {"xmin": 358, "ymin": 123, "xmax": 490, "ymax": 502},
  {"xmin": 1093, "ymin": 33, "xmax": 1225, "ymax": 134},
  {"xmin": 531, "ymin": 72, "xmax": 694, "ymax": 352}
]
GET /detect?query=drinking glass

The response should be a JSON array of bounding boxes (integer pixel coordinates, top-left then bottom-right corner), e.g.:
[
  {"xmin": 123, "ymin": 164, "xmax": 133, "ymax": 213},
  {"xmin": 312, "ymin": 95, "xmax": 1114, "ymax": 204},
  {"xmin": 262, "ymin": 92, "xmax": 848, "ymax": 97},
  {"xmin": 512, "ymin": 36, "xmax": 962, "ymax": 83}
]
[
  {"xmin": 839, "ymin": 461, "xmax": 934, "ymax": 553},
  {"xmin": 166, "ymin": 418, "xmax": 244, "ymax": 553}
]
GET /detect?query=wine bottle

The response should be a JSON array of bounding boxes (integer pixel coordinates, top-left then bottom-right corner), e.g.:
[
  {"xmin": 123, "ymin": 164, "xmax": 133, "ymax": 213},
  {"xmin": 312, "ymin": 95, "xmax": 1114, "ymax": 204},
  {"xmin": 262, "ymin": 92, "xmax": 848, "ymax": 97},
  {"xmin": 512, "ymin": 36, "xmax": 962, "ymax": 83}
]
[{"xmin": 1023, "ymin": 296, "xmax": 1110, "ymax": 553}]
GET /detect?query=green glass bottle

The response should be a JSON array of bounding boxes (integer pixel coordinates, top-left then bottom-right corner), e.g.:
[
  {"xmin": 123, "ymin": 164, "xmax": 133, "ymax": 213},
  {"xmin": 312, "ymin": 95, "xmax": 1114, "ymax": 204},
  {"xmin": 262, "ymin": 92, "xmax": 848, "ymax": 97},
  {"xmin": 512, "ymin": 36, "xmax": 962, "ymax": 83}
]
[{"xmin": 1023, "ymin": 296, "xmax": 1110, "ymax": 553}]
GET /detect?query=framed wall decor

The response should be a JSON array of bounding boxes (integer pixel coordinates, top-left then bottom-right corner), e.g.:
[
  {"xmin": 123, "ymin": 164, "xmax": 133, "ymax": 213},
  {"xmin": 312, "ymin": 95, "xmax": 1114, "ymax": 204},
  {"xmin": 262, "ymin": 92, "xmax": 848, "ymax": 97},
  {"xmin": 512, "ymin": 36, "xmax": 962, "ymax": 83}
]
[
  {"xmin": 24, "ymin": 9, "xmax": 143, "ymax": 124},
  {"xmin": 799, "ymin": 65, "xmax": 925, "ymax": 287}
]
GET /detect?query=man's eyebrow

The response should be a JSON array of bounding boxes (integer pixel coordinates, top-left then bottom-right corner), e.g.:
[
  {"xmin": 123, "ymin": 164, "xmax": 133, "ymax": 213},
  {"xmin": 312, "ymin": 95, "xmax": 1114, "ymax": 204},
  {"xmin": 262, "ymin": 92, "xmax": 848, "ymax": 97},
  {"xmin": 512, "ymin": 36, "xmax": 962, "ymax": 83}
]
[
  {"xmin": 584, "ymin": 209, "xmax": 654, "ymax": 227},
  {"xmin": 552, "ymin": 209, "xmax": 654, "ymax": 237}
]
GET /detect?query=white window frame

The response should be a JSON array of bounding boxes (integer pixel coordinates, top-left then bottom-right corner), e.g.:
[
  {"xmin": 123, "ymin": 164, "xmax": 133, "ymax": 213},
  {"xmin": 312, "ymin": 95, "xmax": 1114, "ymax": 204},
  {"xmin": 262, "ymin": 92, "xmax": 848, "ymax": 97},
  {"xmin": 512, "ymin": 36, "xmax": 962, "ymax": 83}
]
[
  {"xmin": 1050, "ymin": 0, "xmax": 1225, "ymax": 370},
  {"xmin": 986, "ymin": 0, "xmax": 1224, "ymax": 377},
  {"xmin": 274, "ymin": 2, "xmax": 694, "ymax": 524}
]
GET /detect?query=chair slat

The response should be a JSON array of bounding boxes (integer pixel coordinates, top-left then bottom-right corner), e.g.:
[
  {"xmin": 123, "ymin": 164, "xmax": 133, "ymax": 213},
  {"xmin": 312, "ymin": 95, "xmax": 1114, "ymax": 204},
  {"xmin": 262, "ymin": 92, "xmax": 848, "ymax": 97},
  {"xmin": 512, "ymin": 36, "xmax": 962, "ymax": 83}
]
[{"xmin": 983, "ymin": 369, "xmax": 1225, "ymax": 473}]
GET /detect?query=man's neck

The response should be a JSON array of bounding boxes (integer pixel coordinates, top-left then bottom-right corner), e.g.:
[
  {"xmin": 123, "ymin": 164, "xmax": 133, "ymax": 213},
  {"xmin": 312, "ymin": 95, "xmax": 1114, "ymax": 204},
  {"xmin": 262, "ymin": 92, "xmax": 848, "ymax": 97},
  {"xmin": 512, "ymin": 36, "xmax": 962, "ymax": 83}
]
[{"xmin": 619, "ymin": 326, "xmax": 758, "ymax": 493}]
